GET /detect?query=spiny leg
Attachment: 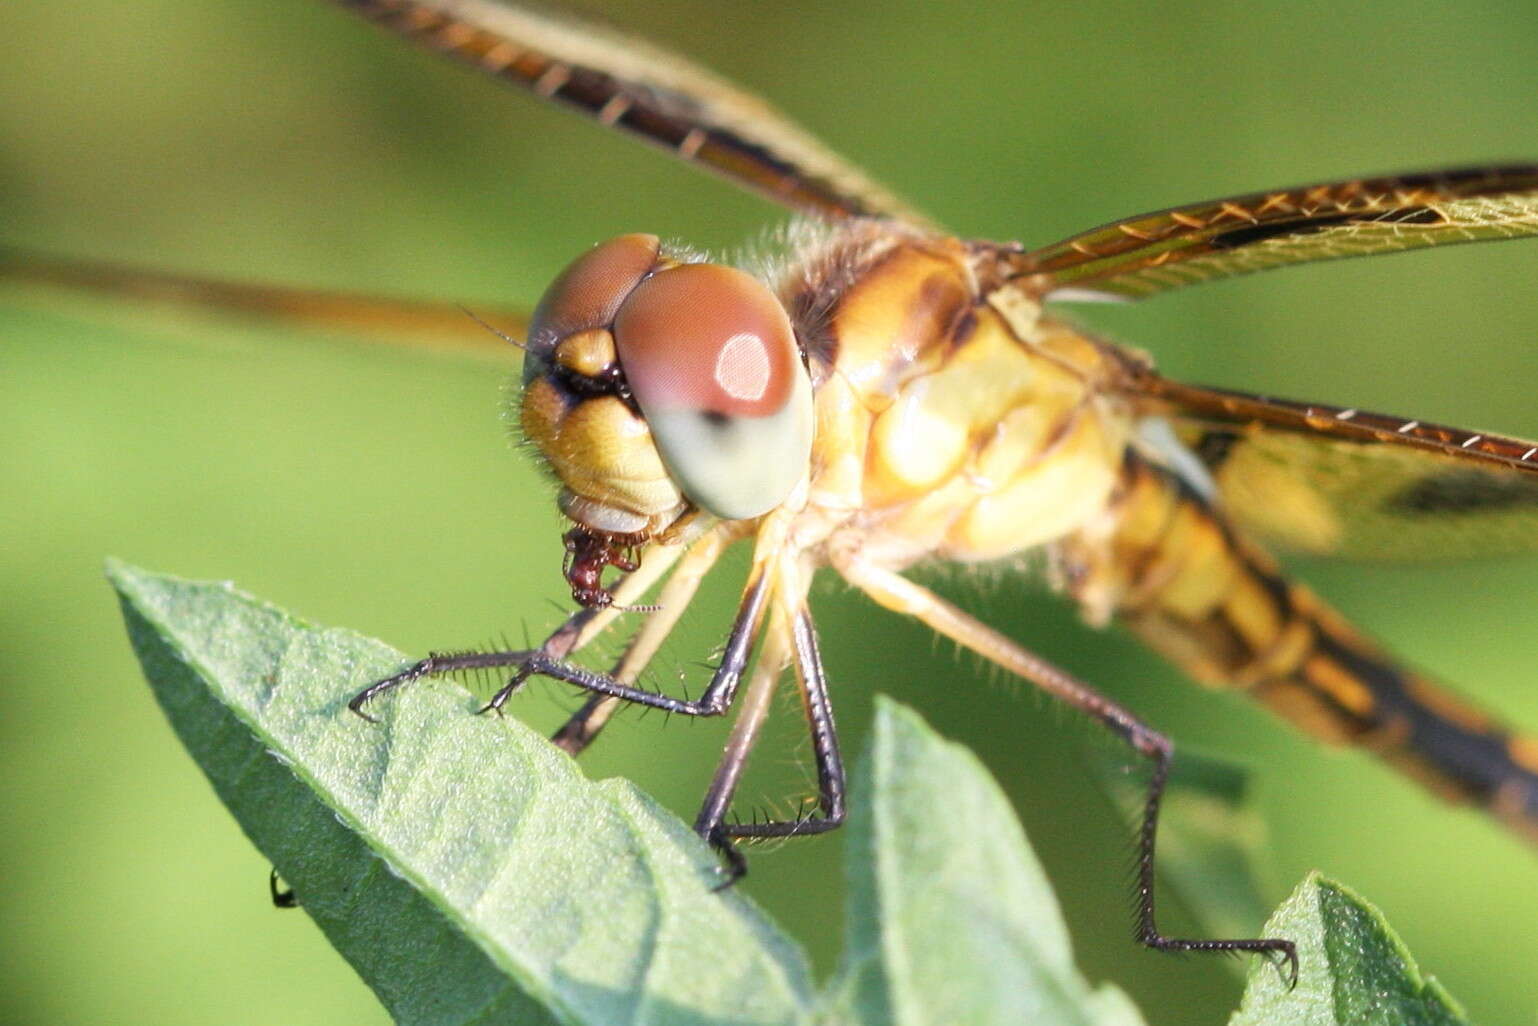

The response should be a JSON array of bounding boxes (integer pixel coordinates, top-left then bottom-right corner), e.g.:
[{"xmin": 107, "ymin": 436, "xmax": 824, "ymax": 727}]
[
  {"xmin": 698, "ymin": 605, "xmax": 847, "ymax": 882},
  {"xmin": 348, "ymin": 537, "xmax": 690, "ymax": 720},
  {"xmin": 479, "ymin": 567, "xmax": 770, "ymax": 719},
  {"xmin": 690, "ymin": 607, "xmax": 794, "ymax": 881},
  {"xmin": 691, "ymin": 549, "xmax": 846, "ymax": 880},
  {"xmin": 552, "ymin": 523, "xmax": 743, "ymax": 755},
  {"xmin": 834, "ymin": 549, "xmax": 1298, "ymax": 985}
]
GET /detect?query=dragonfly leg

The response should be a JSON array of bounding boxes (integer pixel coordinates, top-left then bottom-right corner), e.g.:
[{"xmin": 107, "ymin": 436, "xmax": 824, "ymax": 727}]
[
  {"xmin": 349, "ymin": 645, "xmax": 540, "ymax": 722},
  {"xmin": 347, "ymin": 535, "xmax": 693, "ymax": 721},
  {"xmin": 551, "ymin": 525, "xmax": 739, "ymax": 754},
  {"xmin": 834, "ymin": 550, "xmax": 1298, "ymax": 986},
  {"xmin": 483, "ymin": 568, "xmax": 767, "ymax": 717},
  {"xmin": 694, "ymin": 606, "xmax": 847, "ymax": 884}
]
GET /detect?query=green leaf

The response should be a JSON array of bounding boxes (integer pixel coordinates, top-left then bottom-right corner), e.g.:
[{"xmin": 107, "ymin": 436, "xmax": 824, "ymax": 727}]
[
  {"xmin": 1230, "ymin": 873, "xmax": 1469, "ymax": 1026},
  {"xmin": 110, "ymin": 561, "xmax": 814, "ymax": 1026},
  {"xmin": 116, "ymin": 563, "xmax": 1169, "ymax": 1026},
  {"xmin": 820, "ymin": 699, "xmax": 1145, "ymax": 1026}
]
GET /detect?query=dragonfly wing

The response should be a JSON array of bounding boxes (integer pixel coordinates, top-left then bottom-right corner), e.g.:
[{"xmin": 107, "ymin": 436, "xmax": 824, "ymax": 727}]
[
  {"xmin": 1011, "ymin": 165, "xmax": 1538, "ymax": 301},
  {"xmin": 329, "ymin": 0, "xmax": 930, "ymax": 226},
  {"xmin": 1131, "ymin": 373, "xmax": 1538, "ymax": 559},
  {"xmin": 0, "ymin": 248, "xmax": 524, "ymax": 362}
]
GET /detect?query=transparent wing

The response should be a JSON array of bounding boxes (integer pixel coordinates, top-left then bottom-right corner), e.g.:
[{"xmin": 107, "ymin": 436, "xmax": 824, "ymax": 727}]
[
  {"xmin": 330, "ymin": 0, "xmax": 929, "ymax": 225},
  {"xmin": 0, "ymin": 249, "xmax": 523, "ymax": 362},
  {"xmin": 1011, "ymin": 165, "xmax": 1538, "ymax": 300},
  {"xmin": 1133, "ymin": 373, "xmax": 1538, "ymax": 559}
]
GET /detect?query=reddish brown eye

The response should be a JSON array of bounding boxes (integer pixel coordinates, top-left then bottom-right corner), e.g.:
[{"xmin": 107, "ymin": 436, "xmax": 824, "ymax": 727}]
[
  {"xmin": 522, "ymin": 237, "xmax": 814, "ymax": 524},
  {"xmin": 525, "ymin": 233, "xmax": 660, "ymax": 374},
  {"xmin": 612, "ymin": 264, "xmax": 798, "ymax": 418},
  {"xmin": 611, "ymin": 263, "xmax": 813, "ymax": 520}
]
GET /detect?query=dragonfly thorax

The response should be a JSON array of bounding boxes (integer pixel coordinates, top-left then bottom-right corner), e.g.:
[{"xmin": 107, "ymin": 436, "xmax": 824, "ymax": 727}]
[{"xmin": 793, "ymin": 231, "xmax": 1136, "ymax": 571}]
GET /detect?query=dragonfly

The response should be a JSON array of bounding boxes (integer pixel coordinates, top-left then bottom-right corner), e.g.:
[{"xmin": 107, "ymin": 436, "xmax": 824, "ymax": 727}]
[{"xmin": 11, "ymin": 0, "xmax": 1538, "ymax": 985}]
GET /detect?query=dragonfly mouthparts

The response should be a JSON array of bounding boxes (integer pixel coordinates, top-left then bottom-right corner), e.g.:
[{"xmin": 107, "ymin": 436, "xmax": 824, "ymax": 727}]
[{"xmin": 561, "ymin": 524, "xmax": 644, "ymax": 609}]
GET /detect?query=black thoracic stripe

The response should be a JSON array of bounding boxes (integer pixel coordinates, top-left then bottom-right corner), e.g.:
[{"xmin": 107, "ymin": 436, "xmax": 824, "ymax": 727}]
[{"xmin": 1312, "ymin": 629, "xmax": 1538, "ymax": 814}]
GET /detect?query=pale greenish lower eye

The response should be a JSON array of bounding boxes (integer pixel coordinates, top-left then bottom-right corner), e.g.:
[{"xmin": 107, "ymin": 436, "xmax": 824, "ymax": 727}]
[
  {"xmin": 610, "ymin": 262, "xmax": 815, "ymax": 521},
  {"xmin": 645, "ymin": 367, "xmax": 814, "ymax": 520}
]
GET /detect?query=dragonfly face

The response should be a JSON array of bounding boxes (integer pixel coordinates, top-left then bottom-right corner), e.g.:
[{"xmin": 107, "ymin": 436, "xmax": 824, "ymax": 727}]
[{"xmin": 519, "ymin": 232, "xmax": 814, "ymax": 603}]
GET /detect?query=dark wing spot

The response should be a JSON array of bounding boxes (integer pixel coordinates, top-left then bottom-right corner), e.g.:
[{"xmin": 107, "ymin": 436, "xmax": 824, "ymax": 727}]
[
  {"xmin": 1388, "ymin": 467, "xmax": 1538, "ymax": 514},
  {"xmin": 1209, "ymin": 207, "xmax": 1442, "ymax": 249},
  {"xmin": 700, "ymin": 409, "xmax": 730, "ymax": 428},
  {"xmin": 1193, "ymin": 429, "xmax": 1243, "ymax": 470},
  {"xmin": 1210, "ymin": 213, "xmax": 1361, "ymax": 249}
]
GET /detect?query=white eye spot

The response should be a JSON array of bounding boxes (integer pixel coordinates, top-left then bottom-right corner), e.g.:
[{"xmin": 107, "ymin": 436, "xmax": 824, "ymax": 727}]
[{"xmin": 714, "ymin": 332, "xmax": 772, "ymax": 402}]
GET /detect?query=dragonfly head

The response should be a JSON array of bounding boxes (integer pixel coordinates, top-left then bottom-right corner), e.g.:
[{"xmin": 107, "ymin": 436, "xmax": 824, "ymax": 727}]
[{"xmin": 518, "ymin": 233, "xmax": 814, "ymax": 605}]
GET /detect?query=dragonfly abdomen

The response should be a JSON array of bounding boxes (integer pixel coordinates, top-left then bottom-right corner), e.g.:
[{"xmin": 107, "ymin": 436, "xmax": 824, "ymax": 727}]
[{"xmin": 1061, "ymin": 452, "xmax": 1538, "ymax": 837}]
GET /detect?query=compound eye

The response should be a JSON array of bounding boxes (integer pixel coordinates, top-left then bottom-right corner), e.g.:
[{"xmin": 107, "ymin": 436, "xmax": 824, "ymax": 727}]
[
  {"xmin": 525, "ymin": 233, "xmax": 660, "ymax": 383},
  {"xmin": 612, "ymin": 263, "xmax": 813, "ymax": 520}
]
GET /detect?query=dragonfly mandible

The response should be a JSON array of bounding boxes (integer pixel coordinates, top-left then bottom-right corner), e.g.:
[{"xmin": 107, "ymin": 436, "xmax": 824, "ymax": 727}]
[{"xmin": 9, "ymin": 0, "xmax": 1538, "ymax": 988}]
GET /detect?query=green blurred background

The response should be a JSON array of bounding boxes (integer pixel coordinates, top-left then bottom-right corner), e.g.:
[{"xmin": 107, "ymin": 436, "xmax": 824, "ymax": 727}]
[{"xmin": 4, "ymin": 1, "xmax": 1538, "ymax": 1022}]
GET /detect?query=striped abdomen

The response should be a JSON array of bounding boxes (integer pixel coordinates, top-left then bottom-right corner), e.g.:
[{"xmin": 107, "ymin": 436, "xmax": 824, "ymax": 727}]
[{"xmin": 1060, "ymin": 452, "xmax": 1538, "ymax": 837}]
